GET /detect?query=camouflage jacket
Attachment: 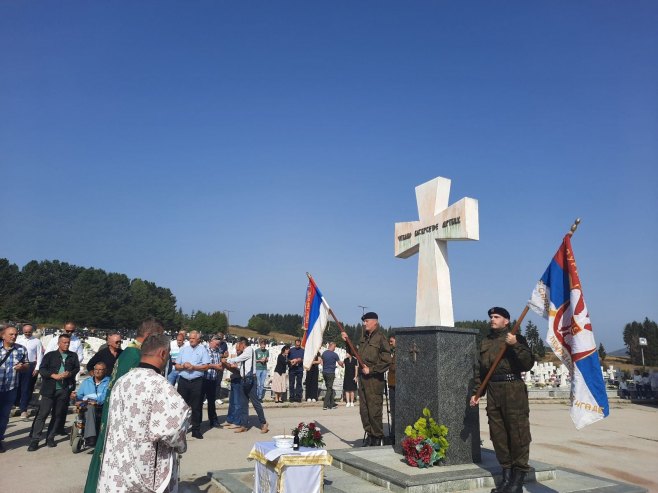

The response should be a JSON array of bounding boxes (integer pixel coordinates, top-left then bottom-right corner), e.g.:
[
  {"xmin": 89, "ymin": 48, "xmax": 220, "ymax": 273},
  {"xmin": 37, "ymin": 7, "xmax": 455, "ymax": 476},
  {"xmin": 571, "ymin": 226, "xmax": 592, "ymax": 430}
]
[
  {"xmin": 473, "ymin": 327, "xmax": 534, "ymax": 396},
  {"xmin": 357, "ymin": 327, "xmax": 391, "ymax": 376}
]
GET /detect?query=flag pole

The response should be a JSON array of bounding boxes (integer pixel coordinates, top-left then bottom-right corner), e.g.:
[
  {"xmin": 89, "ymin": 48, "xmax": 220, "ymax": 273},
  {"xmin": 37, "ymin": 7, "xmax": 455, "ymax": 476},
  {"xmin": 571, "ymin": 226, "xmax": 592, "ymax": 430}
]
[
  {"xmin": 306, "ymin": 272, "xmax": 366, "ymax": 368},
  {"xmin": 474, "ymin": 218, "xmax": 581, "ymax": 401}
]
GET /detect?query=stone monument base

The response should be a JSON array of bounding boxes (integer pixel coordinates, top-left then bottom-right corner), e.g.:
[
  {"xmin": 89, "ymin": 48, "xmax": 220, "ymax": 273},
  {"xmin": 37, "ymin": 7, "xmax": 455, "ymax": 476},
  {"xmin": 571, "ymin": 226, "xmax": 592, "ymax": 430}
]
[{"xmin": 210, "ymin": 447, "xmax": 646, "ymax": 493}]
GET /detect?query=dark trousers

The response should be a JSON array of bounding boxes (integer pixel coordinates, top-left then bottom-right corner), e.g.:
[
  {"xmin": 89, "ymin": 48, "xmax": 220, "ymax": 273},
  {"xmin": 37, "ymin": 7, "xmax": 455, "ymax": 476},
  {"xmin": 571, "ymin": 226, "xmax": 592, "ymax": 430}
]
[
  {"xmin": 15, "ymin": 363, "xmax": 37, "ymax": 412},
  {"xmin": 323, "ymin": 373, "xmax": 336, "ymax": 409},
  {"xmin": 358, "ymin": 375, "xmax": 385, "ymax": 438},
  {"xmin": 216, "ymin": 369, "xmax": 225, "ymax": 398},
  {"xmin": 0, "ymin": 388, "xmax": 18, "ymax": 440},
  {"xmin": 202, "ymin": 378, "xmax": 218, "ymax": 423},
  {"xmin": 177, "ymin": 377, "xmax": 203, "ymax": 433},
  {"xmin": 31, "ymin": 389, "xmax": 69, "ymax": 441},
  {"xmin": 289, "ymin": 370, "xmax": 303, "ymax": 401}
]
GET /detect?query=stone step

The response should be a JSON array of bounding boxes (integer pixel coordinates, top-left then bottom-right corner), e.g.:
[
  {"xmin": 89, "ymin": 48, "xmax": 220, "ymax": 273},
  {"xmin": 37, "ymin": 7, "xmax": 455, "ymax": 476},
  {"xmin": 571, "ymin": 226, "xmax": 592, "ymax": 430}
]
[
  {"xmin": 329, "ymin": 447, "xmax": 557, "ymax": 493},
  {"xmin": 209, "ymin": 466, "xmax": 391, "ymax": 493},
  {"xmin": 324, "ymin": 466, "xmax": 391, "ymax": 493},
  {"xmin": 328, "ymin": 447, "xmax": 646, "ymax": 493}
]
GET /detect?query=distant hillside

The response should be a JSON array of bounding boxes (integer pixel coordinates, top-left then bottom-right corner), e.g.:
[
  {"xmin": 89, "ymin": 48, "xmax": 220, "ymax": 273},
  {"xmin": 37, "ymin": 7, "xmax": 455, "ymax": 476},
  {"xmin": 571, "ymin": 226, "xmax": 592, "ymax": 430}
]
[
  {"xmin": 227, "ymin": 326, "xmax": 298, "ymax": 344},
  {"xmin": 608, "ymin": 347, "xmax": 629, "ymax": 357}
]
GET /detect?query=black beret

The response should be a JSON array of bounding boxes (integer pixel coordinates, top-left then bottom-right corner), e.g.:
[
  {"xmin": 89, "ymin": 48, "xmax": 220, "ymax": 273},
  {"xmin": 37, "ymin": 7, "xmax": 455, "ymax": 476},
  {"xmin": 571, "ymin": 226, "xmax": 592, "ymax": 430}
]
[
  {"xmin": 488, "ymin": 307, "xmax": 510, "ymax": 320},
  {"xmin": 361, "ymin": 311, "xmax": 379, "ymax": 322}
]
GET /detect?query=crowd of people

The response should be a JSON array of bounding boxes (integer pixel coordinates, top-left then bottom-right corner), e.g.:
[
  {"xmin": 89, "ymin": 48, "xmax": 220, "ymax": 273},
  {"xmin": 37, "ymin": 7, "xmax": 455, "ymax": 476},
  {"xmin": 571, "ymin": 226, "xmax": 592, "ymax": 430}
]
[{"xmin": 0, "ymin": 315, "xmax": 404, "ymax": 491}]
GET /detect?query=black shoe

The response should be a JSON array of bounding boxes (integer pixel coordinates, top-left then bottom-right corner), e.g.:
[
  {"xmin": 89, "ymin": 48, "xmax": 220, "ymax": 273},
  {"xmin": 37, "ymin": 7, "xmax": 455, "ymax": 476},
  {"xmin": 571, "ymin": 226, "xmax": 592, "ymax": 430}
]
[
  {"xmin": 361, "ymin": 437, "xmax": 370, "ymax": 447},
  {"xmin": 369, "ymin": 436, "xmax": 383, "ymax": 446},
  {"xmin": 191, "ymin": 431, "xmax": 204, "ymax": 439},
  {"xmin": 47, "ymin": 437, "xmax": 56, "ymax": 448},
  {"xmin": 501, "ymin": 469, "xmax": 526, "ymax": 493},
  {"xmin": 491, "ymin": 468, "xmax": 512, "ymax": 493},
  {"xmin": 0, "ymin": 441, "xmax": 5, "ymax": 453},
  {"xmin": 27, "ymin": 441, "xmax": 39, "ymax": 452},
  {"xmin": 86, "ymin": 437, "xmax": 97, "ymax": 447}
]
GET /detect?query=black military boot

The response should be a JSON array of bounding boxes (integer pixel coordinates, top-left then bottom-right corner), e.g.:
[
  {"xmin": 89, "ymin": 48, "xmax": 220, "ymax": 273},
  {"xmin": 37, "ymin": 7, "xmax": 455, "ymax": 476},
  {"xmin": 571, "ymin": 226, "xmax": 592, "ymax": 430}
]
[
  {"xmin": 490, "ymin": 468, "xmax": 512, "ymax": 493},
  {"xmin": 502, "ymin": 469, "xmax": 526, "ymax": 493},
  {"xmin": 369, "ymin": 436, "xmax": 383, "ymax": 446}
]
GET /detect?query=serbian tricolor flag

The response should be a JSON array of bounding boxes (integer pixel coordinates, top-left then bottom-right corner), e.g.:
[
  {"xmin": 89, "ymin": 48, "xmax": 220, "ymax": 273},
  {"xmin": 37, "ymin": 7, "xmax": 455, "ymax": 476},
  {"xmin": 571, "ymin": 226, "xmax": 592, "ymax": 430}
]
[
  {"xmin": 528, "ymin": 234, "xmax": 609, "ymax": 429},
  {"xmin": 301, "ymin": 278, "xmax": 330, "ymax": 370}
]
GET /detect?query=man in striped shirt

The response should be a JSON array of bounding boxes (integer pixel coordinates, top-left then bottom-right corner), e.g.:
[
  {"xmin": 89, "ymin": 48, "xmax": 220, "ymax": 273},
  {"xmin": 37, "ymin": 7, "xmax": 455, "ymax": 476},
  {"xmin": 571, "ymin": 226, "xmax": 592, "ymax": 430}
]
[{"xmin": 204, "ymin": 336, "xmax": 224, "ymax": 427}]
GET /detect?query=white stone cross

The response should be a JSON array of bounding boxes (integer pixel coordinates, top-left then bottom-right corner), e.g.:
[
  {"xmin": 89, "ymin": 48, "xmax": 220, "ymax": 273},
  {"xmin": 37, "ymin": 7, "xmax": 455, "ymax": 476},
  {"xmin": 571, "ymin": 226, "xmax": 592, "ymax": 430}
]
[{"xmin": 395, "ymin": 177, "xmax": 479, "ymax": 327}]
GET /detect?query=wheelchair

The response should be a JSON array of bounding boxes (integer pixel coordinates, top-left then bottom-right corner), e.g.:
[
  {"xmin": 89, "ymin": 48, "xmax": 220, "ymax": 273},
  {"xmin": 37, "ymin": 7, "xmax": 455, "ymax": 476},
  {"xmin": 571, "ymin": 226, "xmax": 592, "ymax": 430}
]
[{"xmin": 69, "ymin": 399, "xmax": 102, "ymax": 453}]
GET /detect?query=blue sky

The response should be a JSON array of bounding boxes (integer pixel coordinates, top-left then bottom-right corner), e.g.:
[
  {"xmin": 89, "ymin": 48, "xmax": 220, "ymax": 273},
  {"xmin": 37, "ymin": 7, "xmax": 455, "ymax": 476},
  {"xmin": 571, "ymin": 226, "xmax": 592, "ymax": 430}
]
[{"xmin": 2, "ymin": 2, "xmax": 656, "ymax": 351}]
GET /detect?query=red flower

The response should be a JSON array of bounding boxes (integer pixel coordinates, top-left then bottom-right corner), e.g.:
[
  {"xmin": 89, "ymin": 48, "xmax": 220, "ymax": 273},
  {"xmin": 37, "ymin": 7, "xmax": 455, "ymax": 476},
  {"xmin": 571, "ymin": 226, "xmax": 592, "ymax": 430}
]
[
  {"xmin": 313, "ymin": 430, "xmax": 321, "ymax": 440},
  {"xmin": 308, "ymin": 422, "xmax": 316, "ymax": 430}
]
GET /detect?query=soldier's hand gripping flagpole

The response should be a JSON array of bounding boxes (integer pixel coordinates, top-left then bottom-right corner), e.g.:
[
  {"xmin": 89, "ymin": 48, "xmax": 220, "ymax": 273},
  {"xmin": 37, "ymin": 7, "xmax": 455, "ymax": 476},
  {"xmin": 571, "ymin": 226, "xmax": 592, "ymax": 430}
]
[
  {"xmin": 306, "ymin": 273, "xmax": 366, "ymax": 369},
  {"xmin": 472, "ymin": 219, "xmax": 581, "ymax": 403}
]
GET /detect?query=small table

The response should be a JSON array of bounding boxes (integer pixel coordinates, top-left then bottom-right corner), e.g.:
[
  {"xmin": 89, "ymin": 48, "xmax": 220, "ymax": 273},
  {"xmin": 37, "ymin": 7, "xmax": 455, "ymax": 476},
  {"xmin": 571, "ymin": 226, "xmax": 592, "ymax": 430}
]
[{"xmin": 247, "ymin": 441, "xmax": 332, "ymax": 493}]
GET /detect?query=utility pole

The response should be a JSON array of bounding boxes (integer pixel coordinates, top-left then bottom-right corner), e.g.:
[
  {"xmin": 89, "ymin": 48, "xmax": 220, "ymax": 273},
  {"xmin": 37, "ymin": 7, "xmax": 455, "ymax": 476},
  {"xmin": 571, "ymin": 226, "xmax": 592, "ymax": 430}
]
[
  {"xmin": 639, "ymin": 337, "xmax": 648, "ymax": 367},
  {"xmin": 358, "ymin": 305, "xmax": 368, "ymax": 317},
  {"xmin": 222, "ymin": 309, "xmax": 234, "ymax": 335}
]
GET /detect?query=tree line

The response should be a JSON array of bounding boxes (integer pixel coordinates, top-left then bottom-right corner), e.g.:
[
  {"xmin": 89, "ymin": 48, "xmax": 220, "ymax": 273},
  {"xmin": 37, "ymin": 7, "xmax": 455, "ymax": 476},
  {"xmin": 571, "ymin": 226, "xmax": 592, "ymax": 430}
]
[
  {"xmin": 0, "ymin": 258, "xmax": 179, "ymax": 330},
  {"xmin": 4, "ymin": 259, "xmax": 653, "ymax": 362},
  {"xmin": 247, "ymin": 312, "xmax": 391, "ymax": 347}
]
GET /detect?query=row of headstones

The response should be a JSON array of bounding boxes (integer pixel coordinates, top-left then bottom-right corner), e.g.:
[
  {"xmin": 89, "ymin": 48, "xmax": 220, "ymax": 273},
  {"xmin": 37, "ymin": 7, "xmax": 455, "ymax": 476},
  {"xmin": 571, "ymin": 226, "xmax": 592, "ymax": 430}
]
[{"xmin": 523, "ymin": 361, "xmax": 619, "ymax": 387}]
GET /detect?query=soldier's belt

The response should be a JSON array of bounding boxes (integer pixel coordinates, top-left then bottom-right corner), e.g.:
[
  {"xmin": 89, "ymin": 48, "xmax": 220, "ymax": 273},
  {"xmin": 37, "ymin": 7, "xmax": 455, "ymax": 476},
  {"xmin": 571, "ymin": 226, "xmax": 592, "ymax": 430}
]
[{"xmin": 490, "ymin": 373, "xmax": 522, "ymax": 382}]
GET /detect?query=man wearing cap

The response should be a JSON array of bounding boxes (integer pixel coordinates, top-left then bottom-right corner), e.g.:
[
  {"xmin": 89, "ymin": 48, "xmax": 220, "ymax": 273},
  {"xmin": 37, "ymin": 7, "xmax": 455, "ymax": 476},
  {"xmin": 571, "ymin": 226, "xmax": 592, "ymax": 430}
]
[
  {"xmin": 470, "ymin": 307, "xmax": 535, "ymax": 493},
  {"xmin": 343, "ymin": 312, "xmax": 391, "ymax": 446}
]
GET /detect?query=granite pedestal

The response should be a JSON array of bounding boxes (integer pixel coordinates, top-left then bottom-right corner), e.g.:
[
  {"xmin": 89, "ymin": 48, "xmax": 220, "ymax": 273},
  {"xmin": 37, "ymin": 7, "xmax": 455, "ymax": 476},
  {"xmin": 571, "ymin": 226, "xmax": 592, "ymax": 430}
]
[{"xmin": 393, "ymin": 326, "xmax": 480, "ymax": 465}]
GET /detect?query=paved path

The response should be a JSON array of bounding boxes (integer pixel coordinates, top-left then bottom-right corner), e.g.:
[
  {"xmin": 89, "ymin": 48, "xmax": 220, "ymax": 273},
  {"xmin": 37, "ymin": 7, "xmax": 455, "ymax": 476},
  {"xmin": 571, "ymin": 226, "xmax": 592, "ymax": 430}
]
[{"xmin": 1, "ymin": 400, "xmax": 656, "ymax": 492}]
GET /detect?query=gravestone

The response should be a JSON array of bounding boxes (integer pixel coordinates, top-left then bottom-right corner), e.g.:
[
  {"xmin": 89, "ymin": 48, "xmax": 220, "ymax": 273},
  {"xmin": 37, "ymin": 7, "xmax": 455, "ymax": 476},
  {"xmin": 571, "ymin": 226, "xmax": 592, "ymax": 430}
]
[{"xmin": 393, "ymin": 176, "xmax": 481, "ymax": 464}]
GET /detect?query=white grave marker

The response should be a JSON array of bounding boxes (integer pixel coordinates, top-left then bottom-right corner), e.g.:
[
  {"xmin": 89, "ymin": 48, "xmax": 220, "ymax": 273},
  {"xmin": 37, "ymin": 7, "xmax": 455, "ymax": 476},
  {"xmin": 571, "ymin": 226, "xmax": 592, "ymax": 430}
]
[{"xmin": 395, "ymin": 177, "xmax": 479, "ymax": 326}]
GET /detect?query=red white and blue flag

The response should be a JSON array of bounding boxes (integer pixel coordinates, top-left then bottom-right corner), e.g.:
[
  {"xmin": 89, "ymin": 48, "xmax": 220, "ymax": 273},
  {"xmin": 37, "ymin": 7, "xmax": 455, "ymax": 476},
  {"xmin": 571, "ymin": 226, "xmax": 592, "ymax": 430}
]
[
  {"xmin": 301, "ymin": 278, "xmax": 330, "ymax": 371},
  {"xmin": 528, "ymin": 234, "xmax": 609, "ymax": 429}
]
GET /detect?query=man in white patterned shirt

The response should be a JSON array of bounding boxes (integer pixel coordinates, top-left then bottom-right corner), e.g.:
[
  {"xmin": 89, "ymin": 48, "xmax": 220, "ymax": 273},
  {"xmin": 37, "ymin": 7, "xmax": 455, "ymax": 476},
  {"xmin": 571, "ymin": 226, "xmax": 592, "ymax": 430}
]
[{"xmin": 97, "ymin": 334, "xmax": 190, "ymax": 492}]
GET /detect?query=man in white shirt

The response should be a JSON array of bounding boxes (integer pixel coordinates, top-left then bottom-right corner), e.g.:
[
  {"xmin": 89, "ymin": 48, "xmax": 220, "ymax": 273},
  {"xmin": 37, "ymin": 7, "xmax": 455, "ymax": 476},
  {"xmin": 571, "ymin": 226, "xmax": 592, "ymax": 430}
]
[
  {"xmin": 224, "ymin": 337, "xmax": 268, "ymax": 434},
  {"xmin": 15, "ymin": 324, "xmax": 43, "ymax": 418},
  {"xmin": 45, "ymin": 322, "xmax": 84, "ymax": 366},
  {"xmin": 167, "ymin": 331, "xmax": 188, "ymax": 386}
]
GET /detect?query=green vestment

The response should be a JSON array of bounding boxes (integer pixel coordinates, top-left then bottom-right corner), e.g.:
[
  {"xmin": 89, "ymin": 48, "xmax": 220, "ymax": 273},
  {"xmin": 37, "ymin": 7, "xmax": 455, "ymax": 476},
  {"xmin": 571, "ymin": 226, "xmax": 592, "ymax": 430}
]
[{"xmin": 84, "ymin": 342, "xmax": 142, "ymax": 493}]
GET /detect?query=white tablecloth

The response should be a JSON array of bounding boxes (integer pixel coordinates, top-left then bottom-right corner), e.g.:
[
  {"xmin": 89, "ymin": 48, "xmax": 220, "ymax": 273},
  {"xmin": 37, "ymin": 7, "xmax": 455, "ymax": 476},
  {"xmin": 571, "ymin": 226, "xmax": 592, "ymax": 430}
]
[{"xmin": 247, "ymin": 441, "xmax": 332, "ymax": 493}]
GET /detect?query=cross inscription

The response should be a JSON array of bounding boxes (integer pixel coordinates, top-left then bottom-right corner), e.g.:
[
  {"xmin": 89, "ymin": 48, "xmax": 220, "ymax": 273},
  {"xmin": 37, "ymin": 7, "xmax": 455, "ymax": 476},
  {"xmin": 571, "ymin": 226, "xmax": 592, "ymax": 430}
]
[
  {"xmin": 409, "ymin": 341, "xmax": 420, "ymax": 363},
  {"xmin": 395, "ymin": 177, "xmax": 479, "ymax": 327}
]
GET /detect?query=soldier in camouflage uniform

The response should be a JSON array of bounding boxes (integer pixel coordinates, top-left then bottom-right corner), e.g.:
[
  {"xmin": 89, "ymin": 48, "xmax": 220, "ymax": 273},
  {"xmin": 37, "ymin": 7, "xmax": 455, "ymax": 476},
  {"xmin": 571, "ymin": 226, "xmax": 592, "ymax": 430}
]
[
  {"xmin": 342, "ymin": 311, "xmax": 391, "ymax": 446},
  {"xmin": 470, "ymin": 307, "xmax": 535, "ymax": 493}
]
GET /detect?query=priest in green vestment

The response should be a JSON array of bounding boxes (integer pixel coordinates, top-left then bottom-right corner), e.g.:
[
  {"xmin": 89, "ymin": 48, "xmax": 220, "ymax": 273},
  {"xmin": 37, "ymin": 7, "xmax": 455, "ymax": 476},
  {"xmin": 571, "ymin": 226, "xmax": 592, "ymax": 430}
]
[{"xmin": 84, "ymin": 318, "xmax": 166, "ymax": 493}]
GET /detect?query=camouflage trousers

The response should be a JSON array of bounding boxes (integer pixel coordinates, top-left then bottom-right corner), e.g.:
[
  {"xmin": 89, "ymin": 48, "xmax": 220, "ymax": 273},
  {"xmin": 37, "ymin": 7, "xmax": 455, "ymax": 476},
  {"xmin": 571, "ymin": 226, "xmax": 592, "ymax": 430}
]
[
  {"xmin": 486, "ymin": 380, "xmax": 531, "ymax": 472},
  {"xmin": 358, "ymin": 374, "xmax": 385, "ymax": 438}
]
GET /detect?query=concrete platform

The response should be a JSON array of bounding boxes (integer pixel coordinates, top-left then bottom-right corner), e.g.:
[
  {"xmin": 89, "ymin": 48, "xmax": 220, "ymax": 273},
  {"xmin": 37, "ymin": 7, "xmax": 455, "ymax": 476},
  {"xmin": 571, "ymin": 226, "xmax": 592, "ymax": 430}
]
[{"xmin": 210, "ymin": 447, "xmax": 647, "ymax": 493}]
